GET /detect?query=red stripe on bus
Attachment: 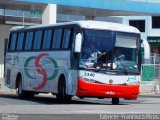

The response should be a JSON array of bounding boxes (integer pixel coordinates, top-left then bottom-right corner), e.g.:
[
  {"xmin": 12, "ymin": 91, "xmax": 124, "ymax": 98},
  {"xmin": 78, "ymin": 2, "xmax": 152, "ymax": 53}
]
[{"xmin": 76, "ymin": 78, "xmax": 139, "ymax": 99}]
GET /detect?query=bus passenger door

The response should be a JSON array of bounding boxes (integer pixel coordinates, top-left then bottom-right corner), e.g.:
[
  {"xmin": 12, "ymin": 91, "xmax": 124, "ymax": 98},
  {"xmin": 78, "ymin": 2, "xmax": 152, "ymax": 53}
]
[
  {"xmin": 69, "ymin": 29, "xmax": 81, "ymax": 95},
  {"xmin": 71, "ymin": 29, "xmax": 81, "ymax": 69}
]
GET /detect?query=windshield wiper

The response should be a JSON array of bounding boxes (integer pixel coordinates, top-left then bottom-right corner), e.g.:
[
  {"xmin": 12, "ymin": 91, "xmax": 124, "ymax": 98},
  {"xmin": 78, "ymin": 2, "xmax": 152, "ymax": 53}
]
[{"xmin": 92, "ymin": 51, "xmax": 109, "ymax": 63}]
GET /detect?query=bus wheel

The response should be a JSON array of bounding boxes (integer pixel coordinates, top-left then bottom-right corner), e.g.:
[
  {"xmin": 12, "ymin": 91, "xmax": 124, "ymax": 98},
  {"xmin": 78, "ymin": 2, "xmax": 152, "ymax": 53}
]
[
  {"xmin": 112, "ymin": 98, "xmax": 119, "ymax": 105},
  {"xmin": 79, "ymin": 97, "xmax": 84, "ymax": 99},
  {"xmin": 17, "ymin": 77, "xmax": 25, "ymax": 98},
  {"xmin": 56, "ymin": 78, "xmax": 72, "ymax": 103},
  {"xmin": 25, "ymin": 91, "xmax": 35, "ymax": 98},
  {"xmin": 17, "ymin": 76, "xmax": 34, "ymax": 98}
]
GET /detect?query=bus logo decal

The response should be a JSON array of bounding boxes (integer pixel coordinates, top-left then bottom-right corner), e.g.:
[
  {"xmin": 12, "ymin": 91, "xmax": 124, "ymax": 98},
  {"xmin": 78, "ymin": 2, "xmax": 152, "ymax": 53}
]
[{"xmin": 24, "ymin": 53, "xmax": 58, "ymax": 90}]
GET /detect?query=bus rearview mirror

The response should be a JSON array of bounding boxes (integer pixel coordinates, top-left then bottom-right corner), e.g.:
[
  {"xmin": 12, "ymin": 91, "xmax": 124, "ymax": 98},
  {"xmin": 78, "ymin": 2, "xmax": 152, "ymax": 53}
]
[{"xmin": 74, "ymin": 33, "xmax": 82, "ymax": 53}]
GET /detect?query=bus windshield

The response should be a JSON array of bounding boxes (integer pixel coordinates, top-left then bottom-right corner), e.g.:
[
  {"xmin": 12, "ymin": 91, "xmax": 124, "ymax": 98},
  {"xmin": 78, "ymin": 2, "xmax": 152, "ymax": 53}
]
[
  {"xmin": 80, "ymin": 29, "xmax": 140, "ymax": 75},
  {"xmin": 113, "ymin": 35, "xmax": 139, "ymax": 75}
]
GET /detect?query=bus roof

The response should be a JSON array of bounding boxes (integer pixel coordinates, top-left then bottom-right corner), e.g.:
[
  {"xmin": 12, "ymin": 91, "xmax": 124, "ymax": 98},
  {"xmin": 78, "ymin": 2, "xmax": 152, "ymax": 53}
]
[{"xmin": 11, "ymin": 20, "xmax": 140, "ymax": 34}]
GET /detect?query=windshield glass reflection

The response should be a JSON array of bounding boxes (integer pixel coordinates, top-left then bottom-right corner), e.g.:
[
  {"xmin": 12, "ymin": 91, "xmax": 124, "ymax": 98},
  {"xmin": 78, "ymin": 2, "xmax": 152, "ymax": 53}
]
[
  {"xmin": 80, "ymin": 29, "xmax": 140, "ymax": 75},
  {"xmin": 80, "ymin": 29, "xmax": 114, "ymax": 69}
]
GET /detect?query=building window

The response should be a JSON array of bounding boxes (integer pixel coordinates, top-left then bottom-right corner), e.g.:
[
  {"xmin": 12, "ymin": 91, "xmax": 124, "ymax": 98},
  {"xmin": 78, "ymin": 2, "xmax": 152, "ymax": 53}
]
[
  {"xmin": 152, "ymin": 16, "xmax": 160, "ymax": 28},
  {"xmin": 129, "ymin": 20, "xmax": 145, "ymax": 32}
]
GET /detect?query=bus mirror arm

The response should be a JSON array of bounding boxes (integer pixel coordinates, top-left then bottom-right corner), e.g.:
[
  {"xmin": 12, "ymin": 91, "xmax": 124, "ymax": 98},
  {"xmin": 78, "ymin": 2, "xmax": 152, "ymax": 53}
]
[{"xmin": 74, "ymin": 33, "xmax": 82, "ymax": 53}]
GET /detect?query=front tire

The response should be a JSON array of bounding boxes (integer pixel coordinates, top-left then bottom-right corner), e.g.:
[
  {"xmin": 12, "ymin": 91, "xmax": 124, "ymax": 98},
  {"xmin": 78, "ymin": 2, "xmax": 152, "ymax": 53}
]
[
  {"xmin": 112, "ymin": 98, "xmax": 119, "ymax": 105},
  {"xmin": 79, "ymin": 97, "xmax": 84, "ymax": 99},
  {"xmin": 56, "ymin": 77, "xmax": 72, "ymax": 103}
]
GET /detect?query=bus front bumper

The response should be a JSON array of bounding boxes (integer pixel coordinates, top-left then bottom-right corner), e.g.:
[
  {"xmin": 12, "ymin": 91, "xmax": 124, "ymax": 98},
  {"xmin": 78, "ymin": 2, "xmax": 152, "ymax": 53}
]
[{"xmin": 76, "ymin": 78, "xmax": 139, "ymax": 100}]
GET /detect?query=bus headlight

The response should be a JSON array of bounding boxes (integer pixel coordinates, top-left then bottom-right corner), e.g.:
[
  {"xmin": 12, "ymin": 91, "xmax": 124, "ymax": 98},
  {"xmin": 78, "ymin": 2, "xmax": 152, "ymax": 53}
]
[
  {"xmin": 79, "ymin": 77, "xmax": 97, "ymax": 83},
  {"xmin": 85, "ymin": 78, "xmax": 96, "ymax": 83},
  {"xmin": 128, "ymin": 81, "xmax": 140, "ymax": 85}
]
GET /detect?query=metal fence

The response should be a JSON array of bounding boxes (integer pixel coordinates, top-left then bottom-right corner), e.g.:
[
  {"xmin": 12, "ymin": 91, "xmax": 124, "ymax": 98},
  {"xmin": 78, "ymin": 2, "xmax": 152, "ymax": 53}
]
[
  {"xmin": 147, "ymin": 53, "xmax": 160, "ymax": 80},
  {"xmin": 141, "ymin": 53, "xmax": 160, "ymax": 93},
  {"xmin": 150, "ymin": 53, "xmax": 160, "ymax": 64}
]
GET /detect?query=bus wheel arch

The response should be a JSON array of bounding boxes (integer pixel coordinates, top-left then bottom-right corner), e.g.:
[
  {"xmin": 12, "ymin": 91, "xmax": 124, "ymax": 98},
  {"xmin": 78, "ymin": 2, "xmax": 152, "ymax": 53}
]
[
  {"xmin": 16, "ymin": 72, "xmax": 34, "ymax": 98},
  {"xmin": 16, "ymin": 73, "xmax": 22, "ymax": 89},
  {"xmin": 56, "ymin": 74, "xmax": 72, "ymax": 103}
]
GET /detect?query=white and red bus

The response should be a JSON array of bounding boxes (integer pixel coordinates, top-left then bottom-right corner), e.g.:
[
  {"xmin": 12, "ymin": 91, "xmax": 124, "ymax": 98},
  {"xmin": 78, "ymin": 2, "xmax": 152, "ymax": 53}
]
[{"xmin": 5, "ymin": 21, "xmax": 144, "ymax": 104}]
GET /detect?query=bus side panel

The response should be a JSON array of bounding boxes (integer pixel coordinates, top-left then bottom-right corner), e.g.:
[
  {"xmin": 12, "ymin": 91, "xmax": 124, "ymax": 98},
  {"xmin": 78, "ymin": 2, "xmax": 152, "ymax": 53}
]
[
  {"xmin": 5, "ymin": 52, "xmax": 19, "ymax": 89},
  {"xmin": 20, "ymin": 51, "xmax": 71, "ymax": 93},
  {"xmin": 18, "ymin": 52, "xmax": 36, "ymax": 91},
  {"xmin": 49, "ymin": 51, "xmax": 71, "ymax": 94}
]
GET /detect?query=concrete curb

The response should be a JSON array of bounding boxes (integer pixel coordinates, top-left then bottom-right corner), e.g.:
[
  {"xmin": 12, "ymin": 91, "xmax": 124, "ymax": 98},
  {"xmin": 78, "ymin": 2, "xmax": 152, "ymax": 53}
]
[
  {"xmin": 140, "ymin": 92, "xmax": 156, "ymax": 95},
  {"xmin": 140, "ymin": 91, "xmax": 160, "ymax": 96},
  {"xmin": 0, "ymin": 89, "xmax": 16, "ymax": 94}
]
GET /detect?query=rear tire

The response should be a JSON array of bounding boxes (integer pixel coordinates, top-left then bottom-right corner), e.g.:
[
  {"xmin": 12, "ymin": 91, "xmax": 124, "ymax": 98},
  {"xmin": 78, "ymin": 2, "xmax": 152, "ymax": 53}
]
[
  {"xmin": 112, "ymin": 98, "xmax": 119, "ymax": 105},
  {"xmin": 17, "ymin": 77, "xmax": 25, "ymax": 98},
  {"xmin": 17, "ymin": 76, "xmax": 34, "ymax": 98}
]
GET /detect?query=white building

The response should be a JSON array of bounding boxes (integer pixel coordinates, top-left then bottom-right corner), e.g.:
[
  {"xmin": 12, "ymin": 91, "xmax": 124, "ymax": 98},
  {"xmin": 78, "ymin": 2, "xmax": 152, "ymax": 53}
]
[
  {"xmin": 122, "ymin": 0, "xmax": 160, "ymax": 54},
  {"xmin": 122, "ymin": 15, "xmax": 160, "ymax": 54}
]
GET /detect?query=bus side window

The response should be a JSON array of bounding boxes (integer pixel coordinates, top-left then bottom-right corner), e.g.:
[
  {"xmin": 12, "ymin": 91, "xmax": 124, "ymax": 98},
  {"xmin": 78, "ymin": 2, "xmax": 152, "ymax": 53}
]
[
  {"xmin": 9, "ymin": 33, "xmax": 17, "ymax": 51},
  {"xmin": 52, "ymin": 29, "xmax": 63, "ymax": 49},
  {"xmin": 42, "ymin": 30, "xmax": 52, "ymax": 50},
  {"xmin": 24, "ymin": 32, "xmax": 34, "ymax": 50},
  {"xmin": 17, "ymin": 32, "xmax": 24, "ymax": 51},
  {"xmin": 33, "ymin": 30, "xmax": 43, "ymax": 50},
  {"xmin": 62, "ymin": 29, "xmax": 71, "ymax": 49}
]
